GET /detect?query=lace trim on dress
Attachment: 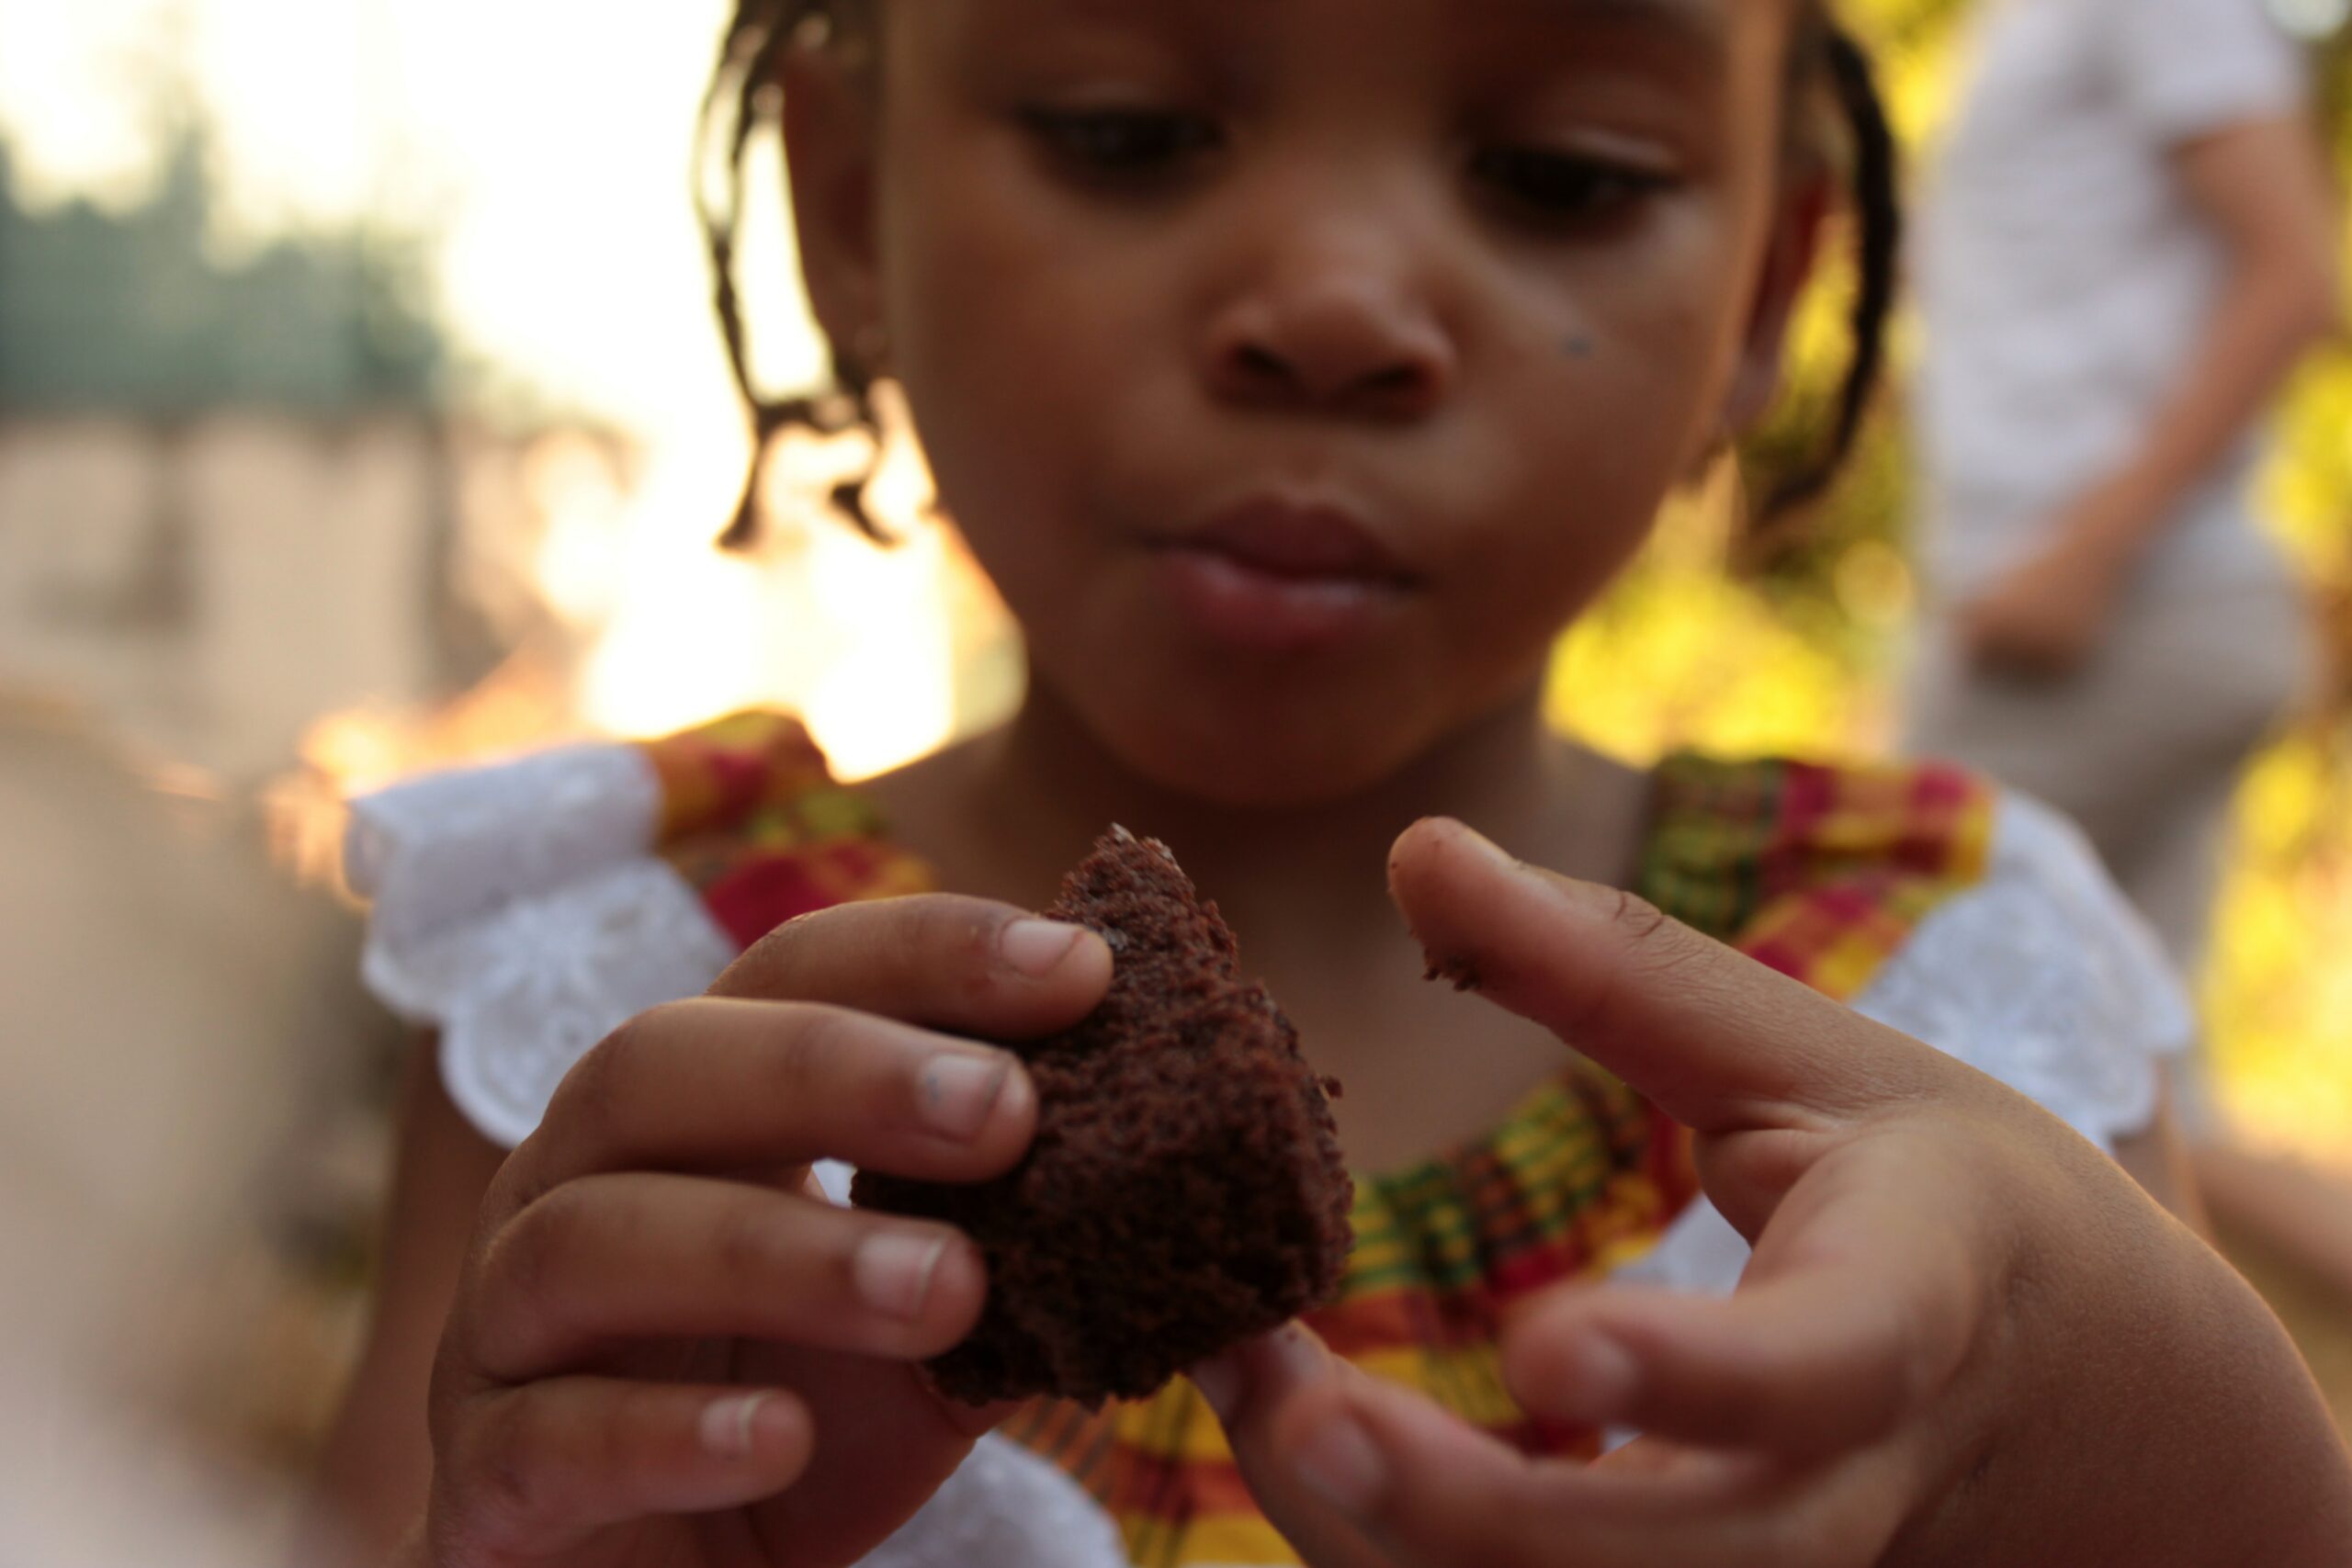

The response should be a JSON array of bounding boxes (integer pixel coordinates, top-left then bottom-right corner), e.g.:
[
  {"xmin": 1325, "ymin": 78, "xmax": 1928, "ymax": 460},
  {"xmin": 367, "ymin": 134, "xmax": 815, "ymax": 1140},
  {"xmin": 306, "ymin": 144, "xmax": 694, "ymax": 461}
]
[
  {"xmin": 347, "ymin": 742, "xmax": 663, "ymax": 947},
  {"xmin": 858, "ymin": 1436, "xmax": 1133, "ymax": 1568},
  {"xmin": 347, "ymin": 742, "xmax": 737, "ymax": 1148}
]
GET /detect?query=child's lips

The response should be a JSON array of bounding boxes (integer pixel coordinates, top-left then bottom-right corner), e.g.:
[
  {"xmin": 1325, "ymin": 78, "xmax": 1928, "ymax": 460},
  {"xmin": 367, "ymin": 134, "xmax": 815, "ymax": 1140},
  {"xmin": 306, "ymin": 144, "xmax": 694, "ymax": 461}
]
[
  {"xmin": 1146, "ymin": 499, "xmax": 1419, "ymax": 654},
  {"xmin": 1149, "ymin": 546, "xmax": 1409, "ymax": 654},
  {"xmin": 1173, "ymin": 499, "xmax": 1420, "ymax": 588}
]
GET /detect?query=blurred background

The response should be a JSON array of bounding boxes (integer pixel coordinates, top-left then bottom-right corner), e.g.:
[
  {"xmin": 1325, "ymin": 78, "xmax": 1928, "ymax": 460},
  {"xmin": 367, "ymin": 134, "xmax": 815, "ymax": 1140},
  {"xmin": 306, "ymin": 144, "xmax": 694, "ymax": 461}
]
[{"xmin": 1, "ymin": 0, "xmax": 2346, "ymax": 1554}]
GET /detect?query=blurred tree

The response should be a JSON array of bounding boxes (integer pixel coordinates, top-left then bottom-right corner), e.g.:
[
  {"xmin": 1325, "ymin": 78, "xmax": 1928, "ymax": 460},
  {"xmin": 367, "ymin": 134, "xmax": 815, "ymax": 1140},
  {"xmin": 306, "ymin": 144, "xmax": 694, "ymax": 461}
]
[{"xmin": 0, "ymin": 113, "xmax": 446, "ymax": 417}]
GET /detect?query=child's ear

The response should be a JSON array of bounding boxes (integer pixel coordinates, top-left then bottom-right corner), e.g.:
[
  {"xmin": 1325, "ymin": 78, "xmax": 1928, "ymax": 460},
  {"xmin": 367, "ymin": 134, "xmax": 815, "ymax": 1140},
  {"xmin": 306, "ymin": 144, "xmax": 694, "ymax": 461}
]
[
  {"xmin": 783, "ymin": 39, "xmax": 885, "ymax": 371},
  {"xmin": 1722, "ymin": 168, "xmax": 1836, "ymax": 434}
]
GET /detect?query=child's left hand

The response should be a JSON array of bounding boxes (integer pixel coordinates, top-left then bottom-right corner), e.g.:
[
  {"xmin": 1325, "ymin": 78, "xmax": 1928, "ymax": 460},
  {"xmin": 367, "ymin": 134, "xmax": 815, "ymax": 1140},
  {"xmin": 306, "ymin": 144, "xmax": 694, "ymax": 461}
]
[{"xmin": 1191, "ymin": 819, "xmax": 2352, "ymax": 1567}]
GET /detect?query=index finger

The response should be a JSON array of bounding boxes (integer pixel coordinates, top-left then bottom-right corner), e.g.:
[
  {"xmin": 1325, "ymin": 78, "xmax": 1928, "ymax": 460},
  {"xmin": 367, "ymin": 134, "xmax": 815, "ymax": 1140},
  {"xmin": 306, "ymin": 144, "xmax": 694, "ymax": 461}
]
[
  {"xmin": 713, "ymin": 894, "xmax": 1114, "ymax": 1037},
  {"xmin": 1386, "ymin": 818, "xmax": 1953, "ymax": 1134}
]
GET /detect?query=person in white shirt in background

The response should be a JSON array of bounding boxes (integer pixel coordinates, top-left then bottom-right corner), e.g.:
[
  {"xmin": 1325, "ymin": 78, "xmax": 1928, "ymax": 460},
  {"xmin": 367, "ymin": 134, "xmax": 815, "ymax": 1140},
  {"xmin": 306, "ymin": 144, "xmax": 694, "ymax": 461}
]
[{"xmin": 1906, "ymin": 0, "xmax": 2352, "ymax": 1291}]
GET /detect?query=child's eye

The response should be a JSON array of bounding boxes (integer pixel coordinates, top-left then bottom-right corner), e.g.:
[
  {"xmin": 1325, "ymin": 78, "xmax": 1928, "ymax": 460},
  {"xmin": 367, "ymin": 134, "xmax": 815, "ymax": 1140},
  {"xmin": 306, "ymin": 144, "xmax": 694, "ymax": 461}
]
[
  {"xmin": 1470, "ymin": 146, "xmax": 1672, "ymax": 227},
  {"xmin": 1017, "ymin": 105, "xmax": 1224, "ymax": 180}
]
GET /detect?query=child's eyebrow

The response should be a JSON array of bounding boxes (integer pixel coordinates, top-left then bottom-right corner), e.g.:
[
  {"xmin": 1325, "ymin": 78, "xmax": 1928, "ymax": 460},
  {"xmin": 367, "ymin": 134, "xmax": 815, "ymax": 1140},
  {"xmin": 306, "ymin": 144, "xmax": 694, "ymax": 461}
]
[
  {"xmin": 971, "ymin": 0, "xmax": 1732, "ymax": 81},
  {"xmin": 1517, "ymin": 0, "xmax": 1729, "ymax": 66}
]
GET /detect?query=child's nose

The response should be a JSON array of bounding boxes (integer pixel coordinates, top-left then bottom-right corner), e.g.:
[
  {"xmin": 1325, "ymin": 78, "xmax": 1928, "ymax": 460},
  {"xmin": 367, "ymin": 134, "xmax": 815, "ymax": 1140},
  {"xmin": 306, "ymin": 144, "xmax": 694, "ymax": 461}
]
[{"xmin": 1202, "ymin": 264, "xmax": 1455, "ymax": 422}]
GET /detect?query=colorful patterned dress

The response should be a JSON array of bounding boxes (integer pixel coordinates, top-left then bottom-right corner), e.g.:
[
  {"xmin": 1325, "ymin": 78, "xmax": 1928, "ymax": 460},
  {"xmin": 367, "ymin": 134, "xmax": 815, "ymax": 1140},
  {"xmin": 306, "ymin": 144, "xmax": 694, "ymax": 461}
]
[{"xmin": 352, "ymin": 711, "xmax": 2177, "ymax": 1568}]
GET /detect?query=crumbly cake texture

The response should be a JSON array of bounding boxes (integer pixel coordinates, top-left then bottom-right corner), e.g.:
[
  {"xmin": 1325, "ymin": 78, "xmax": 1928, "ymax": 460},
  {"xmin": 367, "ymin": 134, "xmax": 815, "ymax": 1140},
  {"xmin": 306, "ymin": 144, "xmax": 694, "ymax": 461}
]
[{"xmin": 852, "ymin": 828, "xmax": 1355, "ymax": 1408}]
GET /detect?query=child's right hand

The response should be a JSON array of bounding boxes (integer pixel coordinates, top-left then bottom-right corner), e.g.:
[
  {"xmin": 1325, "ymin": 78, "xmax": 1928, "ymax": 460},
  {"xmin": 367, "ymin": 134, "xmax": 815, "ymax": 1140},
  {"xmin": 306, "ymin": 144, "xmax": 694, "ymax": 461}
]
[{"xmin": 406, "ymin": 897, "xmax": 1112, "ymax": 1568}]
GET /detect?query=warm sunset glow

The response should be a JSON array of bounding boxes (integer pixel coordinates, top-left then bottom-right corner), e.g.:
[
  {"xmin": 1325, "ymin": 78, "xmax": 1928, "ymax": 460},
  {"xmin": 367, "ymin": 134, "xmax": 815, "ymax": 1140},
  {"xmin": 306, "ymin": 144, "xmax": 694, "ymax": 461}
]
[
  {"xmin": 279, "ymin": 400, "xmax": 999, "ymax": 891},
  {"xmin": 560, "ymin": 389, "xmax": 977, "ymax": 783}
]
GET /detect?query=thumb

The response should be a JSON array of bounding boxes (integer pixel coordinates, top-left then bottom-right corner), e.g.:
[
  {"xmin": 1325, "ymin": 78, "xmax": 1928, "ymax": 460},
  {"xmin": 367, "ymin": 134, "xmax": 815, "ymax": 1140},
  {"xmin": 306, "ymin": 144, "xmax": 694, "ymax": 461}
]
[
  {"xmin": 1386, "ymin": 818, "xmax": 1947, "ymax": 1137},
  {"xmin": 1191, "ymin": 1329, "xmax": 1398, "ymax": 1568}
]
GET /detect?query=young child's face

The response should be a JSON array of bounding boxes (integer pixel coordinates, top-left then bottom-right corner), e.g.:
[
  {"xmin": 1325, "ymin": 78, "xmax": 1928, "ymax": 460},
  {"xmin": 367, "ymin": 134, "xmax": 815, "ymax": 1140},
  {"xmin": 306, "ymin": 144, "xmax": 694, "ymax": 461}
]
[{"xmin": 790, "ymin": 0, "xmax": 1816, "ymax": 806}]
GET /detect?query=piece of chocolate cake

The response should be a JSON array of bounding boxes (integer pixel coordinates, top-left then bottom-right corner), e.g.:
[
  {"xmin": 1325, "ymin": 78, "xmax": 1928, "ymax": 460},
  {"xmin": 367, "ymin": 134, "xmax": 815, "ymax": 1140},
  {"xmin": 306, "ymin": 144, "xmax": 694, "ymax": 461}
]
[{"xmin": 853, "ymin": 828, "xmax": 1355, "ymax": 1408}]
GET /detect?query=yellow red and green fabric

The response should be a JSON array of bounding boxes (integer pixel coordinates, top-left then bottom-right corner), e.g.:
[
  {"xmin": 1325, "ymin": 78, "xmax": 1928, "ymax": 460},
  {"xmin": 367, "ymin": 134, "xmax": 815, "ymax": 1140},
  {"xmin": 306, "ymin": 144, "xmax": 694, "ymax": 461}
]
[{"xmin": 629, "ymin": 711, "xmax": 1997, "ymax": 1568}]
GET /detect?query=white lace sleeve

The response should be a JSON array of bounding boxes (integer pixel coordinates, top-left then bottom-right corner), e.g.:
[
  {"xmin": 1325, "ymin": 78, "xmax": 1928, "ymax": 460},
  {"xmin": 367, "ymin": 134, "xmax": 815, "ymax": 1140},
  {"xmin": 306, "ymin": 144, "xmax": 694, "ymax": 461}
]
[
  {"xmin": 854, "ymin": 1438, "xmax": 1134, "ymax": 1568},
  {"xmin": 1611, "ymin": 786, "xmax": 2194, "ymax": 1306},
  {"xmin": 347, "ymin": 743, "xmax": 737, "ymax": 1148},
  {"xmin": 1852, "ymin": 789, "xmax": 2194, "ymax": 1147}
]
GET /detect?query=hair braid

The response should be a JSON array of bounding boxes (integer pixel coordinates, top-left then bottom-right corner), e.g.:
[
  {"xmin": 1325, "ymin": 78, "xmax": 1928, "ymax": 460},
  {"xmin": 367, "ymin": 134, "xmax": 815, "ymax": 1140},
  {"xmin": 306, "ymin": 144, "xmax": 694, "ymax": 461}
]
[
  {"xmin": 1760, "ymin": 21, "xmax": 1903, "ymax": 521},
  {"xmin": 700, "ymin": 0, "xmax": 886, "ymax": 547}
]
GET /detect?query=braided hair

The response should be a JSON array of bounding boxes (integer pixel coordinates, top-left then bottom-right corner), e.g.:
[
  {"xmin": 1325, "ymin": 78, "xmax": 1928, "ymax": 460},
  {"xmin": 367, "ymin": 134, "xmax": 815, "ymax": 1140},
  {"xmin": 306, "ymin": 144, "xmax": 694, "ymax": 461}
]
[
  {"xmin": 1759, "ymin": 17, "xmax": 1904, "ymax": 521},
  {"xmin": 700, "ymin": 0, "xmax": 883, "ymax": 545},
  {"xmin": 699, "ymin": 1, "xmax": 1901, "ymax": 547}
]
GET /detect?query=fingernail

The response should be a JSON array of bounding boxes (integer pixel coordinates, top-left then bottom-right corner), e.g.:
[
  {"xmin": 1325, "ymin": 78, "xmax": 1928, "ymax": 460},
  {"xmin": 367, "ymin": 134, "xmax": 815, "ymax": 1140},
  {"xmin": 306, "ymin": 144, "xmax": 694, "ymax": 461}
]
[
  {"xmin": 1267, "ymin": 1323, "xmax": 1325, "ymax": 1387},
  {"xmin": 1294, "ymin": 1408, "xmax": 1387, "ymax": 1514},
  {"xmin": 1452, "ymin": 822, "xmax": 1522, "ymax": 876},
  {"xmin": 855, "ymin": 1231, "xmax": 948, "ymax": 1321},
  {"xmin": 1553, "ymin": 1334, "xmax": 1642, "ymax": 1422},
  {"xmin": 919, "ymin": 1053, "xmax": 1011, "ymax": 1140},
  {"xmin": 699, "ymin": 1392, "xmax": 771, "ymax": 1459},
  {"xmin": 1190, "ymin": 1352, "xmax": 1242, "ymax": 1422},
  {"xmin": 1001, "ymin": 919, "xmax": 1088, "ymax": 978},
  {"xmin": 1453, "ymin": 822, "xmax": 1613, "ymax": 914}
]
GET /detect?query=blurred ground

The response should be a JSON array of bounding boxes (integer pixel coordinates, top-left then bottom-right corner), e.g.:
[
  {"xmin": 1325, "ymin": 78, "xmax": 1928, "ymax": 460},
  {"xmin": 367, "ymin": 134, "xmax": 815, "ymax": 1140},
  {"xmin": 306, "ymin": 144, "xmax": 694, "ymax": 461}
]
[{"xmin": 0, "ymin": 698, "xmax": 401, "ymax": 1555}]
